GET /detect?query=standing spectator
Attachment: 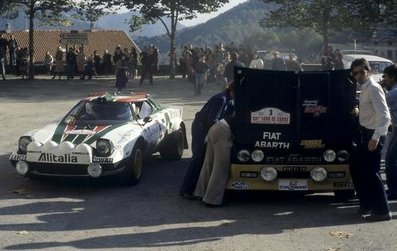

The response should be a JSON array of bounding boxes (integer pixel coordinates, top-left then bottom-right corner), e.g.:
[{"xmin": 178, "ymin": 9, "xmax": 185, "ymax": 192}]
[
  {"xmin": 113, "ymin": 45, "xmax": 125, "ymax": 77},
  {"xmin": 194, "ymin": 114, "xmax": 235, "ymax": 207},
  {"xmin": 66, "ymin": 47, "xmax": 77, "ymax": 80},
  {"xmin": 0, "ymin": 33, "xmax": 8, "ymax": 79},
  {"xmin": 102, "ymin": 49, "xmax": 112, "ymax": 75},
  {"xmin": 350, "ymin": 58, "xmax": 391, "ymax": 221},
  {"xmin": 151, "ymin": 44, "xmax": 159, "ymax": 73},
  {"xmin": 271, "ymin": 51, "xmax": 286, "ymax": 70},
  {"xmin": 128, "ymin": 47, "xmax": 138, "ymax": 79},
  {"xmin": 192, "ymin": 55, "xmax": 209, "ymax": 95},
  {"xmin": 383, "ymin": 64, "xmax": 397, "ymax": 200},
  {"xmin": 77, "ymin": 47, "xmax": 86, "ymax": 79},
  {"xmin": 19, "ymin": 47, "xmax": 29, "ymax": 79},
  {"xmin": 53, "ymin": 46, "xmax": 65, "ymax": 80},
  {"xmin": 139, "ymin": 47, "xmax": 156, "ymax": 85},
  {"xmin": 93, "ymin": 50, "xmax": 101, "ymax": 75},
  {"xmin": 43, "ymin": 50, "xmax": 54, "ymax": 74},
  {"xmin": 15, "ymin": 46, "xmax": 22, "ymax": 76},
  {"xmin": 249, "ymin": 53, "xmax": 264, "ymax": 69},
  {"xmin": 179, "ymin": 82, "xmax": 235, "ymax": 199},
  {"xmin": 334, "ymin": 52, "xmax": 345, "ymax": 70},
  {"xmin": 8, "ymin": 35, "xmax": 17, "ymax": 66},
  {"xmin": 223, "ymin": 52, "xmax": 245, "ymax": 84},
  {"xmin": 286, "ymin": 53, "xmax": 303, "ymax": 72},
  {"xmin": 85, "ymin": 55, "xmax": 96, "ymax": 80}
]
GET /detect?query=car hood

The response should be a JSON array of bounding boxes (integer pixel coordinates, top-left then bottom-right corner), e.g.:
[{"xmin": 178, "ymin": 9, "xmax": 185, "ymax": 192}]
[{"xmin": 28, "ymin": 121, "xmax": 138, "ymax": 147}]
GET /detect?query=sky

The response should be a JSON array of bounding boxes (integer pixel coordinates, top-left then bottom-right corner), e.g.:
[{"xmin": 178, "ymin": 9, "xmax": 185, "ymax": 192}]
[{"xmin": 180, "ymin": 0, "xmax": 249, "ymax": 27}]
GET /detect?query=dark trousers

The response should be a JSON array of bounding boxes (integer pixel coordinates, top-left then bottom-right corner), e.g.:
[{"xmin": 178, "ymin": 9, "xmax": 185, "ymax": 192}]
[
  {"xmin": 140, "ymin": 66, "xmax": 153, "ymax": 85},
  {"xmin": 386, "ymin": 128, "xmax": 397, "ymax": 196},
  {"xmin": 179, "ymin": 119, "xmax": 207, "ymax": 195},
  {"xmin": 350, "ymin": 127, "xmax": 390, "ymax": 214},
  {"xmin": 1, "ymin": 58, "xmax": 5, "ymax": 80}
]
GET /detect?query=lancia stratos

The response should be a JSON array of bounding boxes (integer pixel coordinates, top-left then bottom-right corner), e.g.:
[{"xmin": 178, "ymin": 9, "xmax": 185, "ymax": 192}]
[{"xmin": 9, "ymin": 92, "xmax": 188, "ymax": 184}]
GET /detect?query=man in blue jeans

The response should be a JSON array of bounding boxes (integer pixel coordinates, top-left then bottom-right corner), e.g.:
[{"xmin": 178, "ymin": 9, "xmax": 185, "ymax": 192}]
[
  {"xmin": 350, "ymin": 58, "xmax": 392, "ymax": 221},
  {"xmin": 179, "ymin": 82, "xmax": 235, "ymax": 199},
  {"xmin": 383, "ymin": 64, "xmax": 397, "ymax": 200}
]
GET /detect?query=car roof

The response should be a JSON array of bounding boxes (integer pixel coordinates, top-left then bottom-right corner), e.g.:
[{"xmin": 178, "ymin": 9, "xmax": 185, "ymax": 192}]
[
  {"xmin": 83, "ymin": 92, "xmax": 150, "ymax": 103},
  {"xmin": 343, "ymin": 54, "xmax": 392, "ymax": 63}
]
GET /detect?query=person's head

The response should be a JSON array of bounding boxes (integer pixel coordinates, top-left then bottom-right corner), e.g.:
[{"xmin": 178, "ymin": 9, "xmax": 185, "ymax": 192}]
[
  {"xmin": 230, "ymin": 52, "xmax": 238, "ymax": 61},
  {"xmin": 199, "ymin": 55, "xmax": 206, "ymax": 62},
  {"xmin": 273, "ymin": 51, "xmax": 280, "ymax": 58},
  {"xmin": 351, "ymin": 58, "xmax": 371, "ymax": 84},
  {"xmin": 288, "ymin": 53, "xmax": 296, "ymax": 61},
  {"xmin": 383, "ymin": 64, "xmax": 397, "ymax": 88}
]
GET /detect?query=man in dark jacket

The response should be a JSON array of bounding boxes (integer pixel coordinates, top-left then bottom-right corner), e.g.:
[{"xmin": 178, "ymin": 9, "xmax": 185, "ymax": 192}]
[
  {"xmin": 223, "ymin": 52, "xmax": 245, "ymax": 83},
  {"xmin": 179, "ymin": 81, "xmax": 235, "ymax": 199}
]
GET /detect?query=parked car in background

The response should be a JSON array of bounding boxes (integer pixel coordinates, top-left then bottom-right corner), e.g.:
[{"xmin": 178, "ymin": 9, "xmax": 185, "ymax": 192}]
[
  {"xmin": 9, "ymin": 92, "xmax": 188, "ymax": 185},
  {"xmin": 342, "ymin": 54, "xmax": 393, "ymax": 82}
]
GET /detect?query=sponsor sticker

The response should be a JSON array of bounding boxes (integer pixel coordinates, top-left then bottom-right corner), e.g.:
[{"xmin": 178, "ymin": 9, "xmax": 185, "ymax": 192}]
[
  {"xmin": 9, "ymin": 154, "xmax": 27, "ymax": 161},
  {"xmin": 302, "ymin": 100, "xmax": 327, "ymax": 117},
  {"xmin": 251, "ymin": 107, "xmax": 290, "ymax": 125},
  {"xmin": 282, "ymin": 166, "xmax": 307, "ymax": 172},
  {"xmin": 232, "ymin": 181, "xmax": 249, "ymax": 190},
  {"xmin": 93, "ymin": 156, "xmax": 114, "ymax": 164},
  {"xmin": 278, "ymin": 180, "xmax": 308, "ymax": 191},
  {"xmin": 300, "ymin": 139, "xmax": 325, "ymax": 149}
]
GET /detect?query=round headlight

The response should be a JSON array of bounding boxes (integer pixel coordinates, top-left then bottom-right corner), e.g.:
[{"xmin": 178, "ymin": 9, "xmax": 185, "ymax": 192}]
[
  {"xmin": 337, "ymin": 150, "xmax": 350, "ymax": 162},
  {"xmin": 323, "ymin": 149, "xmax": 336, "ymax": 162},
  {"xmin": 260, "ymin": 167, "xmax": 277, "ymax": 181},
  {"xmin": 88, "ymin": 163, "xmax": 102, "ymax": 178},
  {"xmin": 18, "ymin": 136, "xmax": 33, "ymax": 153},
  {"xmin": 96, "ymin": 139, "xmax": 114, "ymax": 156},
  {"xmin": 16, "ymin": 161, "xmax": 29, "ymax": 176},
  {"xmin": 310, "ymin": 167, "xmax": 327, "ymax": 182},
  {"xmin": 251, "ymin": 149, "xmax": 264, "ymax": 162},
  {"xmin": 237, "ymin": 150, "xmax": 250, "ymax": 162}
]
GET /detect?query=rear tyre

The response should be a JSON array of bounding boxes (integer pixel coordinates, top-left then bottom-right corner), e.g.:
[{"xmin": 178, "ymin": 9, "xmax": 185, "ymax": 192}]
[
  {"xmin": 160, "ymin": 129, "xmax": 184, "ymax": 160},
  {"xmin": 334, "ymin": 190, "xmax": 355, "ymax": 201},
  {"xmin": 123, "ymin": 143, "xmax": 143, "ymax": 185}
]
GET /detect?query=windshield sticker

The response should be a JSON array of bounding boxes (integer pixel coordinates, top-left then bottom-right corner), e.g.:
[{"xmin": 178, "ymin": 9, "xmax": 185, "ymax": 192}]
[
  {"xmin": 251, "ymin": 107, "xmax": 290, "ymax": 125},
  {"xmin": 302, "ymin": 100, "xmax": 327, "ymax": 117}
]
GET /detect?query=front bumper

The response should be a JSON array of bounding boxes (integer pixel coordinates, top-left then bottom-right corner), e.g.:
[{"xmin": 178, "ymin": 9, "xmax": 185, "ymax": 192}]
[{"xmin": 226, "ymin": 163, "xmax": 354, "ymax": 192}]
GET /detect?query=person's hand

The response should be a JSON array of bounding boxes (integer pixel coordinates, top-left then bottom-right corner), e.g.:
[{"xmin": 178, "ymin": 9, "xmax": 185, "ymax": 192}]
[
  {"xmin": 368, "ymin": 139, "xmax": 379, "ymax": 151},
  {"xmin": 351, "ymin": 105, "xmax": 359, "ymax": 117}
]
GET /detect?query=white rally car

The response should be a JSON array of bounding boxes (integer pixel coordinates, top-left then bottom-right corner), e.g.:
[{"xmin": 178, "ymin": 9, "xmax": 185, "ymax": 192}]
[{"xmin": 9, "ymin": 92, "xmax": 188, "ymax": 184}]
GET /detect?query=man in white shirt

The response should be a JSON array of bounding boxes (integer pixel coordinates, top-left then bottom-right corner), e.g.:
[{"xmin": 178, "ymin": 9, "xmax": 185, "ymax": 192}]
[{"xmin": 350, "ymin": 58, "xmax": 392, "ymax": 221}]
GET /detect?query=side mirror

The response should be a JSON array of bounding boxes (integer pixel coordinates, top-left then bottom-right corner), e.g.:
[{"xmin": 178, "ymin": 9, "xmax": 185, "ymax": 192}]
[{"xmin": 143, "ymin": 116, "xmax": 152, "ymax": 123}]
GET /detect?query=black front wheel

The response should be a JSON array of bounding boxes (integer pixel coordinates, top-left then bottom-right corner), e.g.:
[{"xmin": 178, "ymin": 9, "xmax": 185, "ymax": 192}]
[
  {"xmin": 160, "ymin": 129, "xmax": 184, "ymax": 160},
  {"xmin": 123, "ymin": 143, "xmax": 143, "ymax": 185}
]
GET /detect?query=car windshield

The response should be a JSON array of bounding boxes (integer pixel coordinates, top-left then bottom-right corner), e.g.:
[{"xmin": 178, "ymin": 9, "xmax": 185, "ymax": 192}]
[
  {"xmin": 64, "ymin": 101, "xmax": 133, "ymax": 124},
  {"xmin": 369, "ymin": 61, "xmax": 392, "ymax": 74}
]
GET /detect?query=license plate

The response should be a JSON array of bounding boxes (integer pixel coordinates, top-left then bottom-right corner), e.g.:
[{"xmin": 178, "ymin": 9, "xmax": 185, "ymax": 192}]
[{"xmin": 278, "ymin": 179, "xmax": 308, "ymax": 191}]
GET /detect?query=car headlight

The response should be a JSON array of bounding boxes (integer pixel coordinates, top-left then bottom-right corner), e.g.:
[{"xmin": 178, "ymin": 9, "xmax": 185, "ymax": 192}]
[
  {"xmin": 237, "ymin": 150, "xmax": 250, "ymax": 162},
  {"xmin": 251, "ymin": 149, "xmax": 264, "ymax": 162},
  {"xmin": 310, "ymin": 167, "xmax": 327, "ymax": 182},
  {"xmin": 337, "ymin": 150, "xmax": 350, "ymax": 162},
  {"xmin": 323, "ymin": 149, "xmax": 336, "ymax": 162},
  {"xmin": 260, "ymin": 167, "xmax": 277, "ymax": 181},
  {"xmin": 96, "ymin": 139, "xmax": 114, "ymax": 157},
  {"xmin": 18, "ymin": 136, "xmax": 33, "ymax": 154}
]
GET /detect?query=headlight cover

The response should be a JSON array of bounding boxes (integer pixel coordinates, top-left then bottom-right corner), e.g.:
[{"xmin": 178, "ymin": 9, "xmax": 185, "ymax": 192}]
[
  {"xmin": 96, "ymin": 139, "xmax": 114, "ymax": 157},
  {"xmin": 260, "ymin": 167, "xmax": 277, "ymax": 181},
  {"xmin": 251, "ymin": 149, "xmax": 264, "ymax": 162},
  {"xmin": 310, "ymin": 167, "xmax": 328, "ymax": 182},
  {"xmin": 18, "ymin": 136, "xmax": 33, "ymax": 154},
  {"xmin": 237, "ymin": 150, "xmax": 250, "ymax": 163},
  {"xmin": 323, "ymin": 149, "xmax": 336, "ymax": 162},
  {"xmin": 337, "ymin": 150, "xmax": 350, "ymax": 162}
]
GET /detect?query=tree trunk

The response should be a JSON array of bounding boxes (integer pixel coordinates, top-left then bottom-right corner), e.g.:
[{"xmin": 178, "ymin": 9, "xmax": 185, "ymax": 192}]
[
  {"xmin": 28, "ymin": 0, "xmax": 35, "ymax": 80},
  {"xmin": 169, "ymin": 32, "xmax": 176, "ymax": 79}
]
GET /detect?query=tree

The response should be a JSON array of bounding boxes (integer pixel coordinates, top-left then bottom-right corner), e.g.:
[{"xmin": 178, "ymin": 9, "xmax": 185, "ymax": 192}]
[
  {"xmin": 113, "ymin": 0, "xmax": 230, "ymax": 79},
  {"xmin": 0, "ymin": 0, "xmax": 76, "ymax": 79},
  {"xmin": 260, "ymin": 0, "xmax": 397, "ymax": 57}
]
